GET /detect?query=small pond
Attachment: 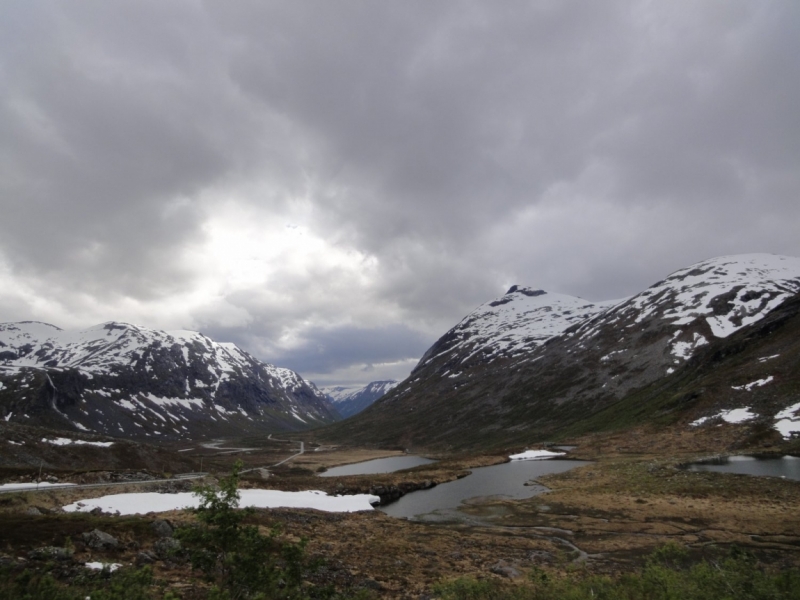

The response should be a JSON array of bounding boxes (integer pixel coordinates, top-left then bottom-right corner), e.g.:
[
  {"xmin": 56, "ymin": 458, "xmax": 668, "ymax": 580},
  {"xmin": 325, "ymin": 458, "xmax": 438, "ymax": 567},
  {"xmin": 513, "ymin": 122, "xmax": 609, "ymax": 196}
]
[
  {"xmin": 379, "ymin": 459, "xmax": 586, "ymax": 521},
  {"xmin": 319, "ymin": 455, "xmax": 437, "ymax": 477},
  {"xmin": 686, "ymin": 455, "xmax": 800, "ymax": 481}
]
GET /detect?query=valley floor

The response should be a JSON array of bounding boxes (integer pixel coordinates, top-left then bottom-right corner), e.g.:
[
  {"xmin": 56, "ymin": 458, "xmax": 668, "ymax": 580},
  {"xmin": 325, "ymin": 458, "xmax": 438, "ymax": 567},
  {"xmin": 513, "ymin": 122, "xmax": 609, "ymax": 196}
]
[{"xmin": 1, "ymin": 426, "xmax": 799, "ymax": 598}]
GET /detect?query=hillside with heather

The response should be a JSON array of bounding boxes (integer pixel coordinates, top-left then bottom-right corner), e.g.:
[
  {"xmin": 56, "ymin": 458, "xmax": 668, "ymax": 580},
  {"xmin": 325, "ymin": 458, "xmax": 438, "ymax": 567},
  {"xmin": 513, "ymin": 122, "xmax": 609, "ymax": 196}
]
[{"xmin": 321, "ymin": 254, "xmax": 800, "ymax": 450}]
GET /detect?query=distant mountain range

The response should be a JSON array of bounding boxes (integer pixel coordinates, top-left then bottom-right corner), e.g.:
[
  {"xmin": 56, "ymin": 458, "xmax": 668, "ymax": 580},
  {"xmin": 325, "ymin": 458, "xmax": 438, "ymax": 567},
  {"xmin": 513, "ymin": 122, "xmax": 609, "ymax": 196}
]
[
  {"xmin": 323, "ymin": 254, "xmax": 800, "ymax": 450},
  {"xmin": 0, "ymin": 322, "xmax": 339, "ymax": 440},
  {"xmin": 322, "ymin": 380, "xmax": 398, "ymax": 418}
]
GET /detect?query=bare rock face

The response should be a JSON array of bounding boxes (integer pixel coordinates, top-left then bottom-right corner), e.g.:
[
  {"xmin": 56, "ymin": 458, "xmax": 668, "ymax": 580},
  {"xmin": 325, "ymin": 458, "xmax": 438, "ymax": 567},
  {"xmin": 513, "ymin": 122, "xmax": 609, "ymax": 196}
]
[
  {"xmin": 82, "ymin": 529, "xmax": 119, "ymax": 551},
  {"xmin": 490, "ymin": 560, "xmax": 521, "ymax": 579},
  {"xmin": 135, "ymin": 551, "xmax": 157, "ymax": 565},
  {"xmin": 151, "ymin": 519, "xmax": 173, "ymax": 538}
]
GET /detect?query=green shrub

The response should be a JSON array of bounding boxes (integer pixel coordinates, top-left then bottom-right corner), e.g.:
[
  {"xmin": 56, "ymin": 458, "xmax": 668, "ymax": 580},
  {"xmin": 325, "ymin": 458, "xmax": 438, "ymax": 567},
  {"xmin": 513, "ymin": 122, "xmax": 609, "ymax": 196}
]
[
  {"xmin": 176, "ymin": 461, "xmax": 323, "ymax": 599},
  {"xmin": 435, "ymin": 544, "xmax": 800, "ymax": 600},
  {"xmin": 0, "ymin": 566, "xmax": 156, "ymax": 600}
]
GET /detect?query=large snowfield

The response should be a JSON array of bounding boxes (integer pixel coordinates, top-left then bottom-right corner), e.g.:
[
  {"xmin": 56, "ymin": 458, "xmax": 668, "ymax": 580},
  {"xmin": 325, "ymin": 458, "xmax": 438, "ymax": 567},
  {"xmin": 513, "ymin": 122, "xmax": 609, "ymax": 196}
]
[{"xmin": 63, "ymin": 488, "xmax": 381, "ymax": 515}]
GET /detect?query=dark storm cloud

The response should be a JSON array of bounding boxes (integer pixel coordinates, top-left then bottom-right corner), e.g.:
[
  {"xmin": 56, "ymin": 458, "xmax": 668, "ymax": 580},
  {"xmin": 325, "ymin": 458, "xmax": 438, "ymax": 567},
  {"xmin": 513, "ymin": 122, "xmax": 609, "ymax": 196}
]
[
  {"xmin": 1, "ymin": 1, "xmax": 799, "ymax": 385},
  {"xmin": 221, "ymin": 2, "xmax": 627, "ymax": 242},
  {"xmin": 204, "ymin": 321, "xmax": 431, "ymax": 377},
  {"xmin": 209, "ymin": 0, "xmax": 800, "ymax": 306},
  {"xmin": 0, "ymin": 1, "xmax": 305, "ymax": 297}
]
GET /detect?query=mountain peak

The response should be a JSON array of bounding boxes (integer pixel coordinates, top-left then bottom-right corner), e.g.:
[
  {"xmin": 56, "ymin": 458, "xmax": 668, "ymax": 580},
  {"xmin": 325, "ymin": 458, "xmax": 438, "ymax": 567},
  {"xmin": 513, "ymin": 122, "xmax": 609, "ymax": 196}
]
[
  {"xmin": 505, "ymin": 285, "xmax": 547, "ymax": 297},
  {"xmin": 0, "ymin": 321, "xmax": 339, "ymax": 439},
  {"xmin": 326, "ymin": 253, "xmax": 800, "ymax": 450}
]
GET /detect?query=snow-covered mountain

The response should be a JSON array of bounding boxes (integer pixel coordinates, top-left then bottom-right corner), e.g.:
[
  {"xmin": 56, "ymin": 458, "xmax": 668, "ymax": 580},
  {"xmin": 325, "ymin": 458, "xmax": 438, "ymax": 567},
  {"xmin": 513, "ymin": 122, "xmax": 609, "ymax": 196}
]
[
  {"xmin": 325, "ymin": 254, "xmax": 800, "ymax": 449},
  {"xmin": 415, "ymin": 287, "xmax": 618, "ymax": 374},
  {"xmin": 0, "ymin": 321, "xmax": 339, "ymax": 440},
  {"xmin": 322, "ymin": 380, "xmax": 398, "ymax": 418}
]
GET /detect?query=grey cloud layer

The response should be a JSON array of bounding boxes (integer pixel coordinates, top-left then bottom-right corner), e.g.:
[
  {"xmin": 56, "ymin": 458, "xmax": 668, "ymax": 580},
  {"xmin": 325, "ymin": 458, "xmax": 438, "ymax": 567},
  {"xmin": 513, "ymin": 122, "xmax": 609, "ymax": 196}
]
[{"xmin": 1, "ymin": 1, "xmax": 798, "ymax": 385}]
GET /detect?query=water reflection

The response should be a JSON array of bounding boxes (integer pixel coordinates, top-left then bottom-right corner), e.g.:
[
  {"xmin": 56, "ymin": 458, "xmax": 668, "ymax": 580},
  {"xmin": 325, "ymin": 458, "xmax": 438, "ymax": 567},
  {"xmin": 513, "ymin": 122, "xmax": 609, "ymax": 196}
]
[
  {"xmin": 319, "ymin": 455, "xmax": 436, "ymax": 477},
  {"xmin": 380, "ymin": 459, "xmax": 585, "ymax": 521},
  {"xmin": 686, "ymin": 455, "xmax": 800, "ymax": 480}
]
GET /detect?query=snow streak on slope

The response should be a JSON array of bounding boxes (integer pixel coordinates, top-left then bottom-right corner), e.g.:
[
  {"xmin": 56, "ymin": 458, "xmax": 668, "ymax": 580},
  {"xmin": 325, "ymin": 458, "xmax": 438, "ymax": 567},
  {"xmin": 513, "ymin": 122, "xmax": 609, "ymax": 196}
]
[
  {"xmin": 0, "ymin": 321, "xmax": 337, "ymax": 438},
  {"xmin": 325, "ymin": 254, "xmax": 800, "ymax": 450},
  {"xmin": 324, "ymin": 381, "xmax": 399, "ymax": 403},
  {"xmin": 572, "ymin": 254, "xmax": 800, "ymax": 362},
  {"xmin": 323, "ymin": 386, "xmax": 363, "ymax": 403},
  {"xmin": 630, "ymin": 254, "xmax": 800, "ymax": 337},
  {"xmin": 0, "ymin": 322, "xmax": 314, "ymax": 393},
  {"xmin": 417, "ymin": 287, "xmax": 618, "ymax": 368}
]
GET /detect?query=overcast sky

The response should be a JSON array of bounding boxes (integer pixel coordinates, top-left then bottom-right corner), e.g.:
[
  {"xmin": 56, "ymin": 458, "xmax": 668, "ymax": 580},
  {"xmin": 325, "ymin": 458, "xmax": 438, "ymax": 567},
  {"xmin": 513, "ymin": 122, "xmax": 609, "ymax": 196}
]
[{"xmin": 2, "ymin": 1, "xmax": 799, "ymax": 387}]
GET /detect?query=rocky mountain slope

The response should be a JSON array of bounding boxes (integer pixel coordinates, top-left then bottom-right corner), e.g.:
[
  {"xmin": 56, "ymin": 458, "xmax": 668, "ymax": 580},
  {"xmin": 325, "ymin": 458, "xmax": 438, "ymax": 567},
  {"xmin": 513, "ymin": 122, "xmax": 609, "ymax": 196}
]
[
  {"xmin": 322, "ymin": 254, "xmax": 800, "ymax": 450},
  {"xmin": 0, "ymin": 321, "xmax": 339, "ymax": 441},
  {"xmin": 322, "ymin": 381, "xmax": 398, "ymax": 419}
]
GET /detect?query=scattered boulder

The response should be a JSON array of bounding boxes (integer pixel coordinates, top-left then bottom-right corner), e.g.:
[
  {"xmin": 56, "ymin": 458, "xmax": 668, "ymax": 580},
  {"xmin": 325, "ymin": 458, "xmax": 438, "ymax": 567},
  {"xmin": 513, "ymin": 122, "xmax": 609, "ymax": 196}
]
[
  {"xmin": 359, "ymin": 578, "xmax": 383, "ymax": 591},
  {"xmin": 489, "ymin": 560, "xmax": 521, "ymax": 579},
  {"xmin": 527, "ymin": 550, "xmax": 554, "ymax": 562},
  {"xmin": 153, "ymin": 537, "xmax": 181, "ymax": 560},
  {"xmin": 151, "ymin": 519, "xmax": 173, "ymax": 538},
  {"xmin": 24, "ymin": 507, "xmax": 42, "ymax": 516},
  {"xmin": 135, "ymin": 551, "xmax": 157, "ymax": 566},
  {"xmin": 82, "ymin": 529, "xmax": 119, "ymax": 551}
]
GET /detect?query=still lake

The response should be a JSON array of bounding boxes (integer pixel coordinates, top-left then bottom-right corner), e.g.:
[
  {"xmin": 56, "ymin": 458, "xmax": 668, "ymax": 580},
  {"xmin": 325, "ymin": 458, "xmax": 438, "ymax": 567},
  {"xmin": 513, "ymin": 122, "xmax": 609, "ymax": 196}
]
[
  {"xmin": 686, "ymin": 455, "xmax": 800, "ymax": 481},
  {"xmin": 319, "ymin": 455, "xmax": 437, "ymax": 477},
  {"xmin": 379, "ymin": 459, "xmax": 586, "ymax": 521}
]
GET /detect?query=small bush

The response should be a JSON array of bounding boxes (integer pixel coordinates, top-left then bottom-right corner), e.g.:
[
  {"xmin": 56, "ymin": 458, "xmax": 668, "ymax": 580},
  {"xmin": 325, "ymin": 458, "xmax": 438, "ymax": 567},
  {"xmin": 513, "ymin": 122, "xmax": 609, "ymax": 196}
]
[{"xmin": 176, "ymin": 461, "xmax": 325, "ymax": 599}]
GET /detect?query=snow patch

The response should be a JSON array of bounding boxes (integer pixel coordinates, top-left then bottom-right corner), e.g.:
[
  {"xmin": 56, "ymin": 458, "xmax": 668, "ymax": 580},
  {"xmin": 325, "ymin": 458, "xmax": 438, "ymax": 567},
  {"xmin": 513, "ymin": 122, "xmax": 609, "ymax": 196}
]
[
  {"xmin": 691, "ymin": 407, "xmax": 758, "ymax": 426},
  {"xmin": 732, "ymin": 376, "xmax": 774, "ymax": 391},
  {"xmin": 509, "ymin": 449, "xmax": 565, "ymax": 461},
  {"xmin": 42, "ymin": 437, "xmax": 114, "ymax": 447},
  {"xmin": 63, "ymin": 489, "xmax": 380, "ymax": 515},
  {"xmin": 671, "ymin": 333, "xmax": 709, "ymax": 360},
  {"xmin": 774, "ymin": 402, "xmax": 800, "ymax": 439},
  {"xmin": 144, "ymin": 393, "xmax": 204, "ymax": 410},
  {"xmin": 85, "ymin": 562, "xmax": 121, "ymax": 572},
  {"xmin": 0, "ymin": 482, "xmax": 76, "ymax": 491}
]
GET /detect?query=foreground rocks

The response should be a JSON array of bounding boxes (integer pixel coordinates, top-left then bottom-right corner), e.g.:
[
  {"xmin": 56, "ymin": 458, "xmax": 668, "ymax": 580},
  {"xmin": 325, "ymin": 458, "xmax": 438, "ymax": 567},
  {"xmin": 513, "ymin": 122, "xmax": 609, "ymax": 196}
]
[{"xmin": 82, "ymin": 529, "xmax": 119, "ymax": 550}]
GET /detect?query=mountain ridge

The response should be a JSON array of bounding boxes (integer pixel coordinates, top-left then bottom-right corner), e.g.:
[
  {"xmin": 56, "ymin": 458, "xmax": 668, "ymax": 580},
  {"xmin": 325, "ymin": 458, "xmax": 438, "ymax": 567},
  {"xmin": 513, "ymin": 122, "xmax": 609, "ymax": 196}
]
[
  {"xmin": 319, "ymin": 253, "xmax": 800, "ymax": 450},
  {"xmin": 322, "ymin": 380, "xmax": 399, "ymax": 418},
  {"xmin": 0, "ymin": 320, "xmax": 339, "ymax": 441}
]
